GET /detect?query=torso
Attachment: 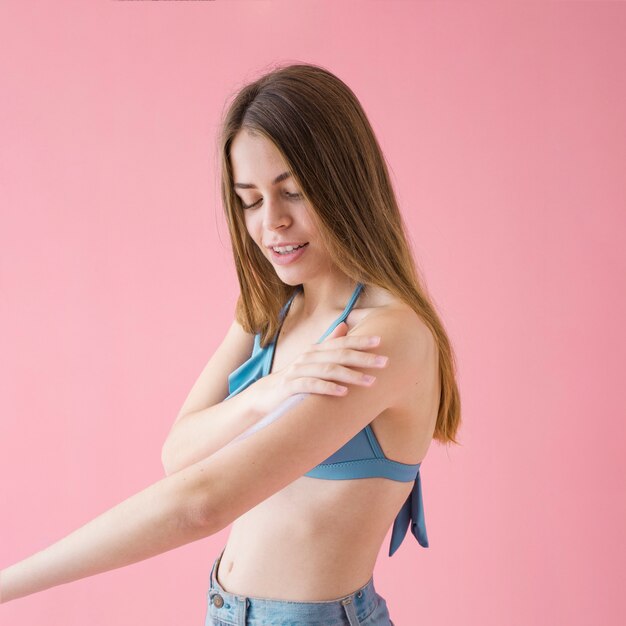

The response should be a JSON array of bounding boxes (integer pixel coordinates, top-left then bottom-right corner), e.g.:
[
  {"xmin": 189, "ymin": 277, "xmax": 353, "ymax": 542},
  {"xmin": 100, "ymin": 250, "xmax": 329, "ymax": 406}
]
[{"xmin": 217, "ymin": 283, "xmax": 440, "ymax": 601}]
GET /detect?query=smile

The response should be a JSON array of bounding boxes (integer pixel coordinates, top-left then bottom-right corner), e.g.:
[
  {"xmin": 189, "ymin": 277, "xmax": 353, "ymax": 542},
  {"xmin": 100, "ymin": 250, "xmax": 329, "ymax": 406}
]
[{"xmin": 270, "ymin": 242, "xmax": 309, "ymax": 265}]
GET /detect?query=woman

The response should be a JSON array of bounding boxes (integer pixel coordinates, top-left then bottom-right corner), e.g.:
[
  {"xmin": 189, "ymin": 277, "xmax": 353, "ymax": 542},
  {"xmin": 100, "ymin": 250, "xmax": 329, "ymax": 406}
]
[{"xmin": 0, "ymin": 63, "xmax": 461, "ymax": 625}]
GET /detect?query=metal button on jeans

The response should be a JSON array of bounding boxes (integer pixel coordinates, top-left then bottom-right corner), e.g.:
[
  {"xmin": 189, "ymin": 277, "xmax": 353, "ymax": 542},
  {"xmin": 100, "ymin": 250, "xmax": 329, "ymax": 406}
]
[
  {"xmin": 212, "ymin": 593, "xmax": 224, "ymax": 608},
  {"xmin": 357, "ymin": 590, "xmax": 363, "ymax": 598}
]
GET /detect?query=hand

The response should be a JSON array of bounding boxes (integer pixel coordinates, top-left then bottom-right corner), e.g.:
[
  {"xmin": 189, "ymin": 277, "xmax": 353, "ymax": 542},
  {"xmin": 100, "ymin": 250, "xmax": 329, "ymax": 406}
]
[{"xmin": 249, "ymin": 322, "xmax": 389, "ymax": 416}]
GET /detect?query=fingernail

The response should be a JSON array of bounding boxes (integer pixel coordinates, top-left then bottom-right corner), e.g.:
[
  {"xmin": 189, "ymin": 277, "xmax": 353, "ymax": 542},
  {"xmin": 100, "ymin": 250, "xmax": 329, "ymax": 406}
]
[
  {"xmin": 368, "ymin": 336, "xmax": 381, "ymax": 345},
  {"xmin": 374, "ymin": 356, "xmax": 388, "ymax": 365}
]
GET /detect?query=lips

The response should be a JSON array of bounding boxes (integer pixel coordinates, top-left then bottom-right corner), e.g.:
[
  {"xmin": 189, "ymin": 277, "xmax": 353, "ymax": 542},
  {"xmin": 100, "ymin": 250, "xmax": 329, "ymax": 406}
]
[
  {"xmin": 269, "ymin": 242, "xmax": 309, "ymax": 265},
  {"xmin": 267, "ymin": 242, "xmax": 308, "ymax": 249},
  {"xmin": 274, "ymin": 243, "xmax": 307, "ymax": 251}
]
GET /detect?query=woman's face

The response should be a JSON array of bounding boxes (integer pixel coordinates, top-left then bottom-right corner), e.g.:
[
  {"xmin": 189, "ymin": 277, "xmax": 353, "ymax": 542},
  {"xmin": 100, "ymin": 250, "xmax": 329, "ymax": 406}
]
[{"xmin": 230, "ymin": 129, "xmax": 333, "ymax": 285}]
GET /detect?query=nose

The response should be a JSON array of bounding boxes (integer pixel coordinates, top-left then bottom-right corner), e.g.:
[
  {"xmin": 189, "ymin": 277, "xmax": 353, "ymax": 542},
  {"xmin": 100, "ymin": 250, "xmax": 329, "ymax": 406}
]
[{"xmin": 261, "ymin": 197, "xmax": 292, "ymax": 231}]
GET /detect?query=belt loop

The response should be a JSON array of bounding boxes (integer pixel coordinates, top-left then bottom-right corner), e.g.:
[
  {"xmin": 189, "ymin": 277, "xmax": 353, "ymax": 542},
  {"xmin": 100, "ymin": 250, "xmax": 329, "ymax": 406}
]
[
  {"xmin": 340, "ymin": 595, "xmax": 360, "ymax": 626},
  {"xmin": 241, "ymin": 595, "xmax": 249, "ymax": 623}
]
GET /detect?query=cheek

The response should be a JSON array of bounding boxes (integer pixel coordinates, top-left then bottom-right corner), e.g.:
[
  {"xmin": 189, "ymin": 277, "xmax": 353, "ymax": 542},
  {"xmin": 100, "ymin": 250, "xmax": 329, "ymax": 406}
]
[
  {"xmin": 242, "ymin": 210, "xmax": 254, "ymax": 231},
  {"xmin": 303, "ymin": 217, "xmax": 321, "ymax": 242},
  {"xmin": 301, "ymin": 205, "xmax": 320, "ymax": 233},
  {"xmin": 243, "ymin": 214, "xmax": 262, "ymax": 244}
]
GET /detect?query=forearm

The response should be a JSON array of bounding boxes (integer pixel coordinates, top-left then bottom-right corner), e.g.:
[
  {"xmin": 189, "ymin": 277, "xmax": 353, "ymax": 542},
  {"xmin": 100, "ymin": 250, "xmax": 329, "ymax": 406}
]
[
  {"xmin": 0, "ymin": 464, "xmax": 213, "ymax": 604},
  {"xmin": 162, "ymin": 384, "xmax": 261, "ymax": 476}
]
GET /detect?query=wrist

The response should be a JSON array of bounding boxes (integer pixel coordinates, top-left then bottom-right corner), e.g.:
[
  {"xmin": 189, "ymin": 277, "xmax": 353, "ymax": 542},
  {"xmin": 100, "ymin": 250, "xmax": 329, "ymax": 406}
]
[{"xmin": 238, "ymin": 383, "xmax": 264, "ymax": 422}]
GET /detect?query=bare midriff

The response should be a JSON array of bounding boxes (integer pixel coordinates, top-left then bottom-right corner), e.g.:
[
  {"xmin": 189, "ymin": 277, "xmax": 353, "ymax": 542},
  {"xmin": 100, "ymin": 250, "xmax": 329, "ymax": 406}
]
[
  {"xmin": 216, "ymin": 401, "xmax": 432, "ymax": 601},
  {"xmin": 216, "ymin": 290, "xmax": 439, "ymax": 601}
]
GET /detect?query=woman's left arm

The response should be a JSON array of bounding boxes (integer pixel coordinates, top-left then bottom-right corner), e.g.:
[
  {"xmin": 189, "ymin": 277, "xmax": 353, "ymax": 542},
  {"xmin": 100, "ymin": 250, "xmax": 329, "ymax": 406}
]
[
  {"xmin": 0, "ymin": 464, "xmax": 216, "ymax": 604},
  {"xmin": 1, "ymin": 309, "xmax": 431, "ymax": 605}
]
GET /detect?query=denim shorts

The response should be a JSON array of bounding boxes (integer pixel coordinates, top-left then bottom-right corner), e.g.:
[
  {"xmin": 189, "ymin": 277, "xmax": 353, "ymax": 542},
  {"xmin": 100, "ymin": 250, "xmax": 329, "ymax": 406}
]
[{"xmin": 204, "ymin": 547, "xmax": 395, "ymax": 626}]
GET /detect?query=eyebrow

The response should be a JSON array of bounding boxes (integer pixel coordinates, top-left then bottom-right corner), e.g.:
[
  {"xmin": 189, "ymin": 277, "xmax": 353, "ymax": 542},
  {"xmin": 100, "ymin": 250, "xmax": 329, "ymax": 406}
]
[{"xmin": 233, "ymin": 171, "xmax": 292, "ymax": 189}]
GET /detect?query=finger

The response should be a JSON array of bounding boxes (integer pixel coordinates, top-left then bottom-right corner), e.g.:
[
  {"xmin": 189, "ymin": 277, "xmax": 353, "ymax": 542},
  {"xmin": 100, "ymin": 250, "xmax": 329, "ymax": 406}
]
[
  {"xmin": 325, "ymin": 321, "xmax": 348, "ymax": 338},
  {"xmin": 315, "ymin": 330, "xmax": 383, "ymax": 353},
  {"xmin": 294, "ymin": 362, "xmax": 379, "ymax": 386},
  {"xmin": 296, "ymin": 377, "xmax": 351, "ymax": 395}
]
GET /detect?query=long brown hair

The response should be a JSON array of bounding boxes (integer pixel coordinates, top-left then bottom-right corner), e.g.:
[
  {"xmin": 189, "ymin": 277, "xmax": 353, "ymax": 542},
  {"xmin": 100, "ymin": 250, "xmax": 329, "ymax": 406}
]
[{"xmin": 217, "ymin": 62, "xmax": 461, "ymax": 445}]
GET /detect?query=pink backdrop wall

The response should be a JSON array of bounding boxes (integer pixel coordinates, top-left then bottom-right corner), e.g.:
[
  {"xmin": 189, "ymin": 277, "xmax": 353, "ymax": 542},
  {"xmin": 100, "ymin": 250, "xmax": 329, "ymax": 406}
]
[{"xmin": 1, "ymin": 1, "xmax": 624, "ymax": 624}]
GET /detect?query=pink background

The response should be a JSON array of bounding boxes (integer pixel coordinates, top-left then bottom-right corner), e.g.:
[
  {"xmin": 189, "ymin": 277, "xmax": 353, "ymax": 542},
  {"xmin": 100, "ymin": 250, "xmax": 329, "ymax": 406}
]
[{"xmin": 1, "ymin": 1, "xmax": 624, "ymax": 625}]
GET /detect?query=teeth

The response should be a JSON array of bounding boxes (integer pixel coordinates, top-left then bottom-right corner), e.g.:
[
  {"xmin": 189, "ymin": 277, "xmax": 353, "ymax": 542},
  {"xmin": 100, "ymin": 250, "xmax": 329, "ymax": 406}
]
[{"xmin": 273, "ymin": 243, "xmax": 306, "ymax": 254}]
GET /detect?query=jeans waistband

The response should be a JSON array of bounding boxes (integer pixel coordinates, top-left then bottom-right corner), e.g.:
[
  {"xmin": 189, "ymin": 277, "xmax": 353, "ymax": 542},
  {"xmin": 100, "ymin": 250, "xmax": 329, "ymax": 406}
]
[{"xmin": 207, "ymin": 547, "xmax": 379, "ymax": 625}]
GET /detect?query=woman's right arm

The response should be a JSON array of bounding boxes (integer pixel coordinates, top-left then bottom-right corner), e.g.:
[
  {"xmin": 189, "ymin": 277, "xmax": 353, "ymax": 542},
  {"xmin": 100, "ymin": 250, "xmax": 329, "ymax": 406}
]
[
  {"xmin": 161, "ymin": 384, "xmax": 262, "ymax": 476},
  {"xmin": 162, "ymin": 321, "xmax": 386, "ymax": 476},
  {"xmin": 161, "ymin": 317, "xmax": 259, "ymax": 476}
]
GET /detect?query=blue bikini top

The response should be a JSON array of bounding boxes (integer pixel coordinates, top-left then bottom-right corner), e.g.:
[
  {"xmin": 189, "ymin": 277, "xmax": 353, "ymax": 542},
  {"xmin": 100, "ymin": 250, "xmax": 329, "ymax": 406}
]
[{"xmin": 225, "ymin": 282, "xmax": 429, "ymax": 556}]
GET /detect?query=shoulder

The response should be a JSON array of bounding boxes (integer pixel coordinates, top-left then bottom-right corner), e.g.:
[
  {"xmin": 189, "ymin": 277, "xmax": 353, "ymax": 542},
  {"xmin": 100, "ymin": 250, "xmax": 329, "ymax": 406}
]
[
  {"xmin": 351, "ymin": 284, "xmax": 435, "ymax": 356},
  {"xmin": 348, "ymin": 288, "xmax": 437, "ymax": 394}
]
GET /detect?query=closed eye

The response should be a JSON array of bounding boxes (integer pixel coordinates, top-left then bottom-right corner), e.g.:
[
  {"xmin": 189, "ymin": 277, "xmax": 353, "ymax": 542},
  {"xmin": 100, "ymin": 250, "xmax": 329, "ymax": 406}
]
[{"xmin": 240, "ymin": 191, "xmax": 302, "ymax": 210}]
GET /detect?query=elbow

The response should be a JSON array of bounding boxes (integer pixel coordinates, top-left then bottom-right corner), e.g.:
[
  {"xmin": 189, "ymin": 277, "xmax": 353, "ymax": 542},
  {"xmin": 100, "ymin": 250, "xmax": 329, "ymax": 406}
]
[
  {"xmin": 161, "ymin": 440, "xmax": 177, "ymax": 477},
  {"xmin": 161, "ymin": 458, "xmax": 172, "ymax": 478},
  {"xmin": 171, "ymin": 467, "xmax": 226, "ymax": 535}
]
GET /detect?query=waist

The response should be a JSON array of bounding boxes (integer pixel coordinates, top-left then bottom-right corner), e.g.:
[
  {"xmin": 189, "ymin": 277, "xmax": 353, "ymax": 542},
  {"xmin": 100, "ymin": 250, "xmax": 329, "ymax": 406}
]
[
  {"xmin": 216, "ymin": 526, "xmax": 380, "ymax": 601},
  {"xmin": 209, "ymin": 545, "xmax": 379, "ymax": 620}
]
